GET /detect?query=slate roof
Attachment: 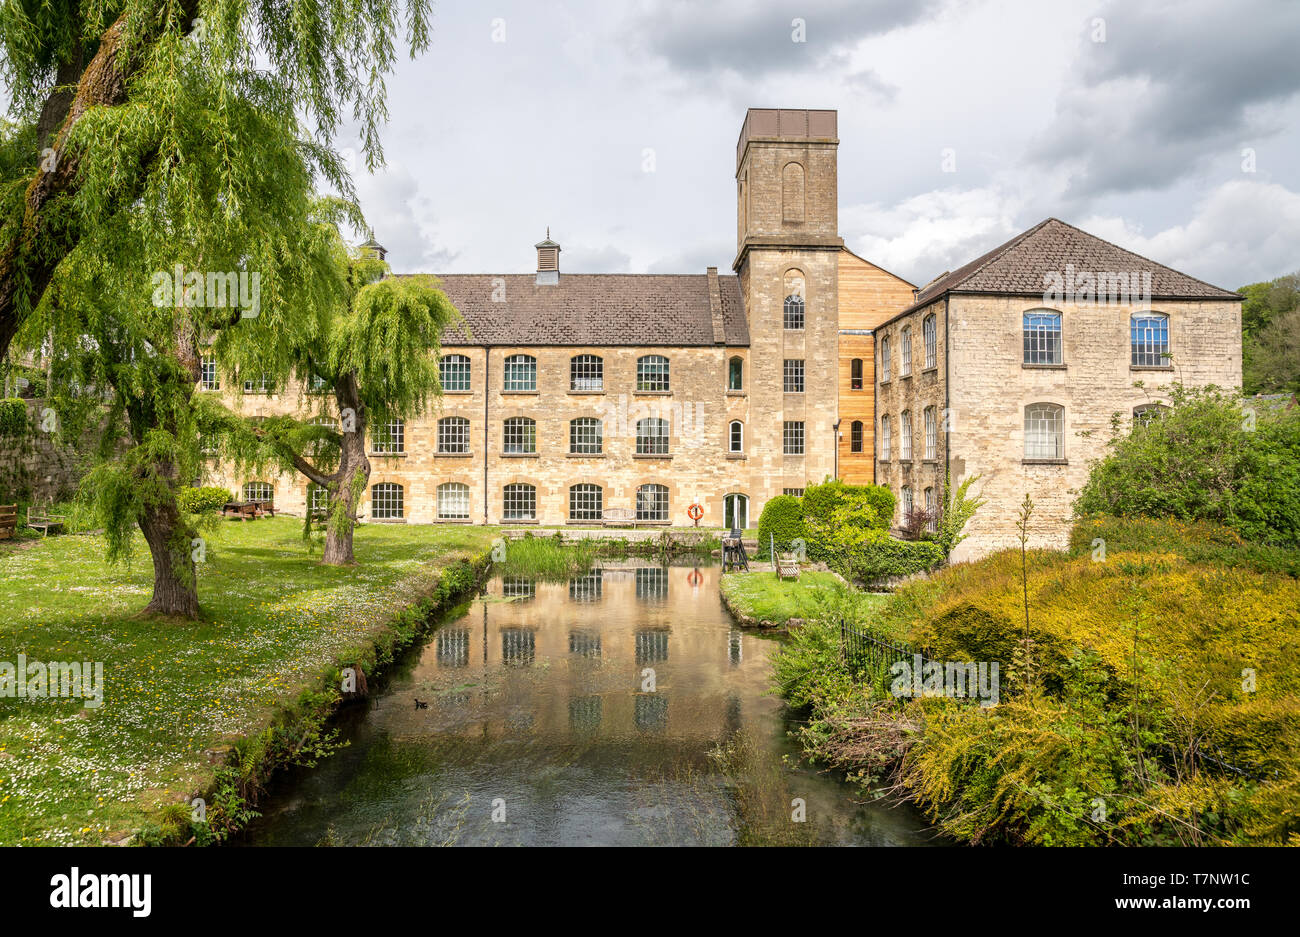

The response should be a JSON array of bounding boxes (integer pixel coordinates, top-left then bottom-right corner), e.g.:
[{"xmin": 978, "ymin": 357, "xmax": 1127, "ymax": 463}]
[
  {"xmin": 415, "ymin": 273, "xmax": 749, "ymax": 347},
  {"xmin": 901, "ymin": 217, "xmax": 1241, "ymax": 315}
]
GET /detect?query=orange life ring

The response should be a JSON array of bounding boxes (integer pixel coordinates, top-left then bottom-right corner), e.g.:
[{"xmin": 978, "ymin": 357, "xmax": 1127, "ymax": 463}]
[
  {"xmin": 686, "ymin": 569, "xmax": 703, "ymax": 588},
  {"xmin": 687, "ymin": 503, "xmax": 704, "ymax": 521}
]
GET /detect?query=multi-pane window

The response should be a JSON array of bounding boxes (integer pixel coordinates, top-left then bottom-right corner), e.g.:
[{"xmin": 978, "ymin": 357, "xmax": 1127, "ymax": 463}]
[
  {"xmin": 436, "ymin": 482, "xmax": 469, "ymax": 520},
  {"xmin": 441, "ymin": 354, "xmax": 471, "ymax": 392},
  {"xmin": 783, "ymin": 359, "xmax": 805, "ymax": 393},
  {"xmin": 924, "ymin": 407, "xmax": 937, "ymax": 460},
  {"xmin": 200, "ymin": 434, "xmax": 219, "ymax": 456},
  {"xmin": 1131, "ymin": 314, "xmax": 1169, "ymax": 367},
  {"xmin": 636, "ymin": 484, "xmax": 669, "ymax": 522},
  {"xmin": 308, "ymin": 483, "xmax": 328, "ymax": 514},
  {"xmin": 243, "ymin": 482, "xmax": 273, "ymax": 502},
  {"xmin": 782, "ymin": 488, "xmax": 805, "ymax": 497},
  {"xmin": 728, "ymin": 357, "xmax": 743, "ymax": 391},
  {"xmin": 636, "ymin": 417, "xmax": 669, "ymax": 455},
  {"xmin": 880, "ymin": 415, "xmax": 891, "ymax": 460},
  {"xmin": 901, "ymin": 485, "xmax": 913, "ymax": 520},
  {"xmin": 569, "ymin": 417, "xmax": 603, "ymax": 454},
  {"xmin": 503, "ymin": 354, "xmax": 537, "ymax": 391},
  {"xmin": 371, "ymin": 418, "xmax": 404, "ymax": 454},
  {"xmin": 1134, "ymin": 404, "xmax": 1167, "ymax": 427},
  {"xmin": 850, "ymin": 420, "xmax": 864, "ymax": 453},
  {"xmin": 503, "ymin": 416, "xmax": 536, "ymax": 454},
  {"xmin": 900, "ymin": 327, "xmax": 912, "ymax": 376},
  {"xmin": 923, "ymin": 314, "xmax": 937, "ymax": 369},
  {"xmin": 636, "ymin": 355, "xmax": 670, "ymax": 392},
  {"xmin": 851, "ymin": 358, "xmax": 863, "ymax": 390},
  {"xmin": 308, "ymin": 373, "xmax": 330, "ymax": 394},
  {"xmin": 503, "ymin": 483, "xmax": 536, "ymax": 521},
  {"xmin": 570, "ymin": 354, "xmax": 603, "ymax": 392},
  {"xmin": 900, "ymin": 410, "xmax": 913, "ymax": 460},
  {"xmin": 729, "ymin": 420, "xmax": 743, "ymax": 453},
  {"xmin": 925, "ymin": 487, "xmax": 937, "ymax": 531},
  {"xmin": 200, "ymin": 357, "xmax": 220, "ymax": 391},
  {"xmin": 1024, "ymin": 311, "xmax": 1063, "ymax": 365},
  {"xmin": 437, "ymin": 416, "xmax": 470, "ymax": 454},
  {"xmin": 569, "ymin": 483, "xmax": 603, "ymax": 522},
  {"xmin": 880, "ymin": 337, "xmax": 891, "ymax": 382},
  {"xmin": 371, "ymin": 483, "xmax": 404, "ymax": 519},
  {"xmin": 1025, "ymin": 403, "xmax": 1065, "ymax": 460},
  {"xmin": 243, "ymin": 372, "xmax": 274, "ymax": 394},
  {"xmin": 783, "ymin": 295, "xmax": 805, "ymax": 330},
  {"xmin": 783, "ymin": 420, "xmax": 805, "ymax": 455}
]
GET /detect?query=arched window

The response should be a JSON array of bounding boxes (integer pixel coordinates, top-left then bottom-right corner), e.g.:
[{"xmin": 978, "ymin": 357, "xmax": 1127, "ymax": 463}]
[
  {"xmin": 503, "ymin": 416, "xmax": 536, "ymax": 454},
  {"xmin": 901, "ymin": 485, "xmax": 913, "ymax": 520},
  {"xmin": 923, "ymin": 314, "xmax": 937, "ymax": 369},
  {"xmin": 502, "ymin": 483, "xmax": 536, "ymax": 521},
  {"xmin": 503, "ymin": 353, "xmax": 537, "ymax": 391},
  {"xmin": 924, "ymin": 407, "xmax": 937, "ymax": 460},
  {"xmin": 728, "ymin": 420, "xmax": 744, "ymax": 453},
  {"xmin": 783, "ymin": 295, "xmax": 805, "ymax": 330},
  {"xmin": 636, "ymin": 417, "xmax": 670, "ymax": 455},
  {"xmin": 850, "ymin": 358, "xmax": 863, "ymax": 390},
  {"xmin": 900, "ymin": 410, "xmax": 913, "ymax": 460},
  {"xmin": 850, "ymin": 420, "xmax": 864, "ymax": 453},
  {"xmin": 879, "ymin": 415, "xmax": 891, "ymax": 460},
  {"xmin": 569, "ymin": 483, "xmax": 603, "ymax": 522},
  {"xmin": 371, "ymin": 482, "xmax": 404, "ymax": 519},
  {"xmin": 1024, "ymin": 310, "xmax": 1063, "ymax": 365},
  {"xmin": 1025, "ymin": 403, "xmax": 1065, "ymax": 460},
  {"xmin": 371, "ymin": 418, "xmax": 404, "ymax": 454},
  {"xmin": 924, "ymin": 487, "xmax": 937, "ymax": 530},
  {"xmin": 636, "ymin": 484, "xmax": 669, "ymax": 522},
  {"xmin": 900, "ymin": 326, "xmax": 912, "ymax": 376},
  {"xmin": 1131, "ymin": 313, "xmax": 1169, "ymax": 367},
  {"xmin": 880, "ymin": 336, "xmax": 891, "ymax": 381},
  {"xmin": 782, "ymin": 161, "xmax": 805, "ymax": 222},
  {"xmin": 570, "ymin": 354, "xmax": 603, "ymax": 392},
  {"xmin": 243, "ymin": 481, "xmax": 273, "ymax": 503},
  {"xmin": 728, "ymin": 356, "xmax": 743, "ymax": 391},
  {"xmin": 636, "ymin": 355, "xmax": 670, "ymax": 392},
  {"xmin": 569, "ymin": 417, "xmax": 603, "ymax": 454},
  {"xmin": 1133, "ymin": 403, "xmax": 1168, "ymax": 427},
  {"xmin": 436, "ymin": 482, "xmax": 469, "ymax": 520},
  {"xmin": 437, "ymin": 416, "xmax": 470, "ymax": 454},
  {"xmin": 440, "ymin": 354, "xmax": 471, "ymax": 392},
  {"xmin": 723, "ymin": 493, "xmax": 749, "ymax": 530}
]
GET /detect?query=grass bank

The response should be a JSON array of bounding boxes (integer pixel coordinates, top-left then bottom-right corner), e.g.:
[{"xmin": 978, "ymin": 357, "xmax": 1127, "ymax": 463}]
[
  {"xmin": 496, "ymin": 530, "xmax": 721, "ymax": 581},
  {"xmin": 771, "ymin": 517, "xmax": 1300, "ymax": 846},
  {"xmin": 720, "ymin": 570, "xmax": 885, "ymax": 628},
  {"xmin": 0, "ymin": 517, "xmax": 494, "ymax": 845}
]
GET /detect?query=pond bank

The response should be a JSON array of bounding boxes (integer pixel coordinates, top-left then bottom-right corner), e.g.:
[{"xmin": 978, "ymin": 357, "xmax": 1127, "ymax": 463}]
[{"xmin": 719, "ymin": 570, "xmax": 887, "ymax": 629}]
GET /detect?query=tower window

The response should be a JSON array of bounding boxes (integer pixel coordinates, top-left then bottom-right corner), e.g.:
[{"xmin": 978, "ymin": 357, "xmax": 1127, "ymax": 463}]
[
  {"xmin": 729, "ymin": 420, "xmax": 743, "ymax": 453},
  {"xmin": 782, "ymin": 161, "xmax": 805, "ymax": 222},
  {"xmin": 783, "ymin": 421, "xmax": 805, "ymax": 455},
  {"xmin": 783, "ymin": 359, "xmax": 805, "ymax": 393},
  {"xmin": 728, "ymin": 356, "xmax": 743, "ymax": 391},
  {"xmin": 850, "ymin": 358, "xmax": 863, "ymax": 390},
  {"xmin": 850, "ymin": 420, "xmax": 864, "ymax": 453},
  {"xmin": 783, "ymin": 295, "xmax": 805, "ymax": 330}
]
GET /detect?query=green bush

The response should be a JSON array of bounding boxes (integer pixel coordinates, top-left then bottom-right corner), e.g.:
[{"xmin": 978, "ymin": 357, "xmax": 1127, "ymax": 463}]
[
  {"xmin": 0, "ymin": 399, "xmax": 26, "ymax": 437},
  {"xmin": 178, "ymin": 486, "xmax": 233, "ymax": 515},
  {"xmin": 843, "ymin": 532, "xmax": 945, "ymax": 588},
  {"xmin": 801, "ymin": 478, "xmax": 893, "ymax": 561},
  {"xmin": 1069, "ymin": 516, "xmax": 1300, "ymax": 578},
  {"xmin": 756, "ymin": 494, "xmax": 805, "ymax": 558}
]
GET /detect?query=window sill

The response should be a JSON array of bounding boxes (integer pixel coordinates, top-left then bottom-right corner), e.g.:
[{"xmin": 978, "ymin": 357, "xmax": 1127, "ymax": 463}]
[
  {"xmin": 783, "ymin": 452, "xmax": 806, "ymax": 458},
  {"xmin": 726, "ymin": 453, "xmax": 746, "ymax": 460},
  {"xmin": 899, "ymin": 373, "xmax": 912, "ymax": 380},
  {"xmin": 502, "ymin": 389, "xmax": 539, "ymax": 395},
  {"xmin": 369, "ymin": 451, "xmax": 407, "ymax": 458},
  {"xmin": 633, "ymin": 453, "xmax": 672, "ymax": 460},
  {"xmin": 922, "ymin": 367, "xmax": 939, "ymax": 375},
  {"xmin": 567, "ymin": 452, "xmax": 605, "ymax": 458},
  {"xmin": 899, "ymin": 459, "xmax": 913, "ymax": 464},
  {"xmin": 726, "ymin": 389, "xmax": 745, "ymax": 397},
  {"xmin": 443, "ymin": 390, "xmax": 473, "ymax": 396},
  {"xmin": 500, "ymin": 452, "xmax": 538, "ymax": 458},
  {"xmin": 567, "ymin": 389, "xmax": 606, "ymax": 395},
  {"xmin": 784, "ymin": 389, "xmax": 805, "ymax": 395},
  {"xmin": 879, "ymin": 379, "xmax": 891, "ymax": 386},
  {"xmin": 1022, "ymin": 363, "xmax": 1067, "ymax": 370},
  {"xmin": 634, "ymin": 390, "xmax": 672, "ymax": 396},
  {"xmin": 370, "ymin": 518, "xmax": 407, "ymax": 524},
  {"xmin": 1130, "ymin": 365, "xmax": 1174, "ymax": 372},
  {"xmin": 501, "ymin": 518, "xmax": 539, "ymax": 525},
  {"xmin": 1022, "ymin": 459, "xmax": 1068, "ymax": 465},
  {"xmin": 433, "ymin": 517, "xmax": 472, "ymax": 524},
  {"xmin": 434, "ymin": 451, "xmax": 474, "ymax": 458}
]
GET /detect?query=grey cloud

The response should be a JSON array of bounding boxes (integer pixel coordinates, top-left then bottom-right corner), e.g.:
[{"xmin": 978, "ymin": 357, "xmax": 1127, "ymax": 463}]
[{"xmin": 559, "ymin": 243, "xmax": 634, "ymax": 273}]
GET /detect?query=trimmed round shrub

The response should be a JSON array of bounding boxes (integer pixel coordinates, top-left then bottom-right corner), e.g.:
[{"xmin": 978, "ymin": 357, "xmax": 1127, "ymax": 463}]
[
  {"xmin": 178, "ymin": 486, "xmax": 233, "ymax": 515},
  {"xmin": 757, "ymin": 494, "xmax": 805, "ymax": 557}
]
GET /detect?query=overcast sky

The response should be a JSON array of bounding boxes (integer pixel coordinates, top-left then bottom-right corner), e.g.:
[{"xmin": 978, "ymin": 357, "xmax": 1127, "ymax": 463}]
[{"xmin": 344, "ymin": 0, "xmax": 1300, "ymax": 290}]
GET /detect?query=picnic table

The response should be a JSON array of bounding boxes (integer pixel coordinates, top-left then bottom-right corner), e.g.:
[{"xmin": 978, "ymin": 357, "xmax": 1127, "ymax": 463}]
[{"xmin": 222, "ymin": 500, "xmax": 276, "ymax": 520}]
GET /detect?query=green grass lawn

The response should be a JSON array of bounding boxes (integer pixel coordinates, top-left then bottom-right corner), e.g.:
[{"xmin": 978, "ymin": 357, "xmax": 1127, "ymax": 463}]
[
  {"xmin": 0, "ymin": 517, "xmax": 494, "ymax": 845},
  {"xmin": 720, "ymin": 570, "xmax": 887, "ymax": 625}
]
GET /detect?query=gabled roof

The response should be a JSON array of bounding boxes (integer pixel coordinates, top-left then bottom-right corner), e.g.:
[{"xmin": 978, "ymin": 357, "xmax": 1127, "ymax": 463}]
[
  {"xmin": 902, "ymin": 217, "xmax": 1241, "ymax": 314},
  {"xmin": 411, "ymin": 273, "xmax": 750, "ymax": 347}
]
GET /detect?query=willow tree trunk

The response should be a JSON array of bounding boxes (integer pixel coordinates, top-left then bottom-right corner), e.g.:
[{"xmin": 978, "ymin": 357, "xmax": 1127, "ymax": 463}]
[
  {"xmin": 137, "ymin": 484, "xmax": 199, "ymax": 618},
  {"xmin": 321, "ymin": 379, "xmax": 369, "ymax": 566}
]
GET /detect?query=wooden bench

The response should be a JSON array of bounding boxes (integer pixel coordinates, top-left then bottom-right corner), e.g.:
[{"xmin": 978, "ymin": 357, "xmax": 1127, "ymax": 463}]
[
  {"xmin": 776, "ymin": 552, "xmax": 801, "ymax": 581},
  {"xmin": 601, "ymin": 507, "xmax": 637, "ymax": 528},
  {"xmin": 26, "ymin": 503, "xmax": 66, "ymax": 537},
  {"xmin": 0, "ymin": 505, "xmax": 16, "ymax": 541},
  {"xmin": 222, "ymin": 501, "xmax": 260, "ymax": 521}
]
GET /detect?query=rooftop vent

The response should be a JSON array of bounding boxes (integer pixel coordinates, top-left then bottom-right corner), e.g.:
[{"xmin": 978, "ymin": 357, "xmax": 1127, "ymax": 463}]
[
  {"xmin": 359, "ymin": 234, "xmax": 388, "ymax": 262},
  {"xmin": 536, "ymin": 228, "xmax": 560, "ymax": 285}
]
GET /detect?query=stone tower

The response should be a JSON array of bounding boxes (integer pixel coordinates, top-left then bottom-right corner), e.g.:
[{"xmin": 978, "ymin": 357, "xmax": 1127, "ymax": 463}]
[{"xmin": 734, "ymin": 109, "xmax": 842, "ymax": 507}]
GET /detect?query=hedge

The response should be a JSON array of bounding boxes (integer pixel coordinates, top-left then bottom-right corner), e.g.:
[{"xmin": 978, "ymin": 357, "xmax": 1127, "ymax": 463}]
[{"xmin": 756, "ymin": 494, "xmax": 805, "ymax": 558}]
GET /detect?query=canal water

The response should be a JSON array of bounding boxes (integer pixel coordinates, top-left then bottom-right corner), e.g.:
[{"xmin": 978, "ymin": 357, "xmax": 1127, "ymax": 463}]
[{"xmin": 244, "ymin": 563, "xmax": 938, "ymax": 846}]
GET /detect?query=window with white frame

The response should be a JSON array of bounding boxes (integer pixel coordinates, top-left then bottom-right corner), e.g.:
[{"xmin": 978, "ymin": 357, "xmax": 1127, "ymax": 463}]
[
  {"xmin": 783, "ymin": 295, "xmax": 805, "ymax": 330},
  {"xmin": 924, "ymin": 407, "xmax": 937, "ymax": 460},
  {"xmin": 1131, "ymin": 314, "xmax": 1169, "ymax": 367},
  {"xmin": 900, "ymin": 327, "xmax": 912, "ymax": 376},
  {"xmin": 901, "ymin": 485, "xmax": 913, "ymax": 520},
  {"xmin": 636, "ymin": 355, "xmax": 670, "ymax": 392},
  {"xmin": 782, "ymin": 488, "xmax": 805, "ymax": 497},
  {"xmin": 880, "ymin": 415, "xmax": 891, "ymax": 460},
  {"xmin": 372, "ymin": 482, "xmax": 404, "ymax": 519},
  {"xmin": 503, "ymin": 416, "xmax": 536, "ymax": 454},
  {"xmin": 570, "ymin": 354, "xmax": 603, "ymax": 392},
  {"xmin": 636, "ymin": 417, "xmax": 669, "ymax": 455},
  {"xmin": 440, "ymin": 354, "xmax": 471, "ymax": 392},
  {"xmin": 636, "ymin": 484, "xmax": 669, "ymax": 522},
  {"xmin": 569, "ymin": 417, "xmax": 602, "ymax": 454},
  {"xmin": 243, "ymin": 372, "xmax": 273, "ymax": 394},
  {"xmin": 925, "ymin": 486, "xmax": 937, "ymax": 530},
  {"xmin": 503, "ymin": 354, "xmax": 537, "ymax": 391},
  {"xmin": 437, "ymin": 482, "xmax": 469, "ymax": 520},
  {"xmin": 1024, "ymin": 310, "xmax": 1063, "ymax": 365},
  {"xmin": 243, "ymin": 482, "xmax": 273, "ymax": 502},
  {"xmin": 503, "ymin": 483, "xmax": 536, "ymax": 521},
  {"xmin": 308, "ymin": 373, "xmax": 330, "ymax": 394},
  {"xmin": 308, "ymin": 483, "xmax": 328, "ymax": 514},
  {"xmin": 200, "ymin": 357, "xmax": 220, "ymax": 391},
  {"xmin": 783, "ymin": 420, "xmax": 805, "ymax": 455},
  {"xmin": 1025, "ymin": 403, "xmax": 1065, "ymax": 460},
  {"xmin": 569, "ymin": 483, "xmax": 603, "ymax": 521},
  {"xmin": 437, "ymin": 416, "xmax": 470, "ymax": 454},
  {"xmin": 880, "ymin": 337, "xmax": 891, "ymax": 382},
  {"xmin": 372, "ymin": 418, "xmax": 404, "ymax": 454},
  {"xmin": 923, "ymin": 314, "xmax": 937, "ymax": 369},
  {"xmin": 900, "ymin": 410, "xmax": 912, "ymax": 460},
  {"xmin": 729, "ymin": 420, "xmax": 743, "ymax": 453},
  {"xmin": 783, "ymin": 359, "xmax": 805, "ymax": 393},
  {"xmin": 1134, "ymin": 403, "xmax": 1167, "ymax": 427}
]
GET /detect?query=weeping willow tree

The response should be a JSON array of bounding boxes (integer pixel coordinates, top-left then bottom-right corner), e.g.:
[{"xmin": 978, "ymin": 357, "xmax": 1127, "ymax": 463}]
[
  {"xmin": 231, "ymin": 236, "xmax": 462, "ymax": 566},
  {"xmin": 2, "ymin": 0, "xmax": 431, "ymax": 618}
]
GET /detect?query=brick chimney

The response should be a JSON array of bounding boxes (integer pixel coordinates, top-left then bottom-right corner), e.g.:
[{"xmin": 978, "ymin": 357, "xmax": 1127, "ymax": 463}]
[{"xmin": 535, "ymin": 229, "xmax": 560, "ymax": 285}]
